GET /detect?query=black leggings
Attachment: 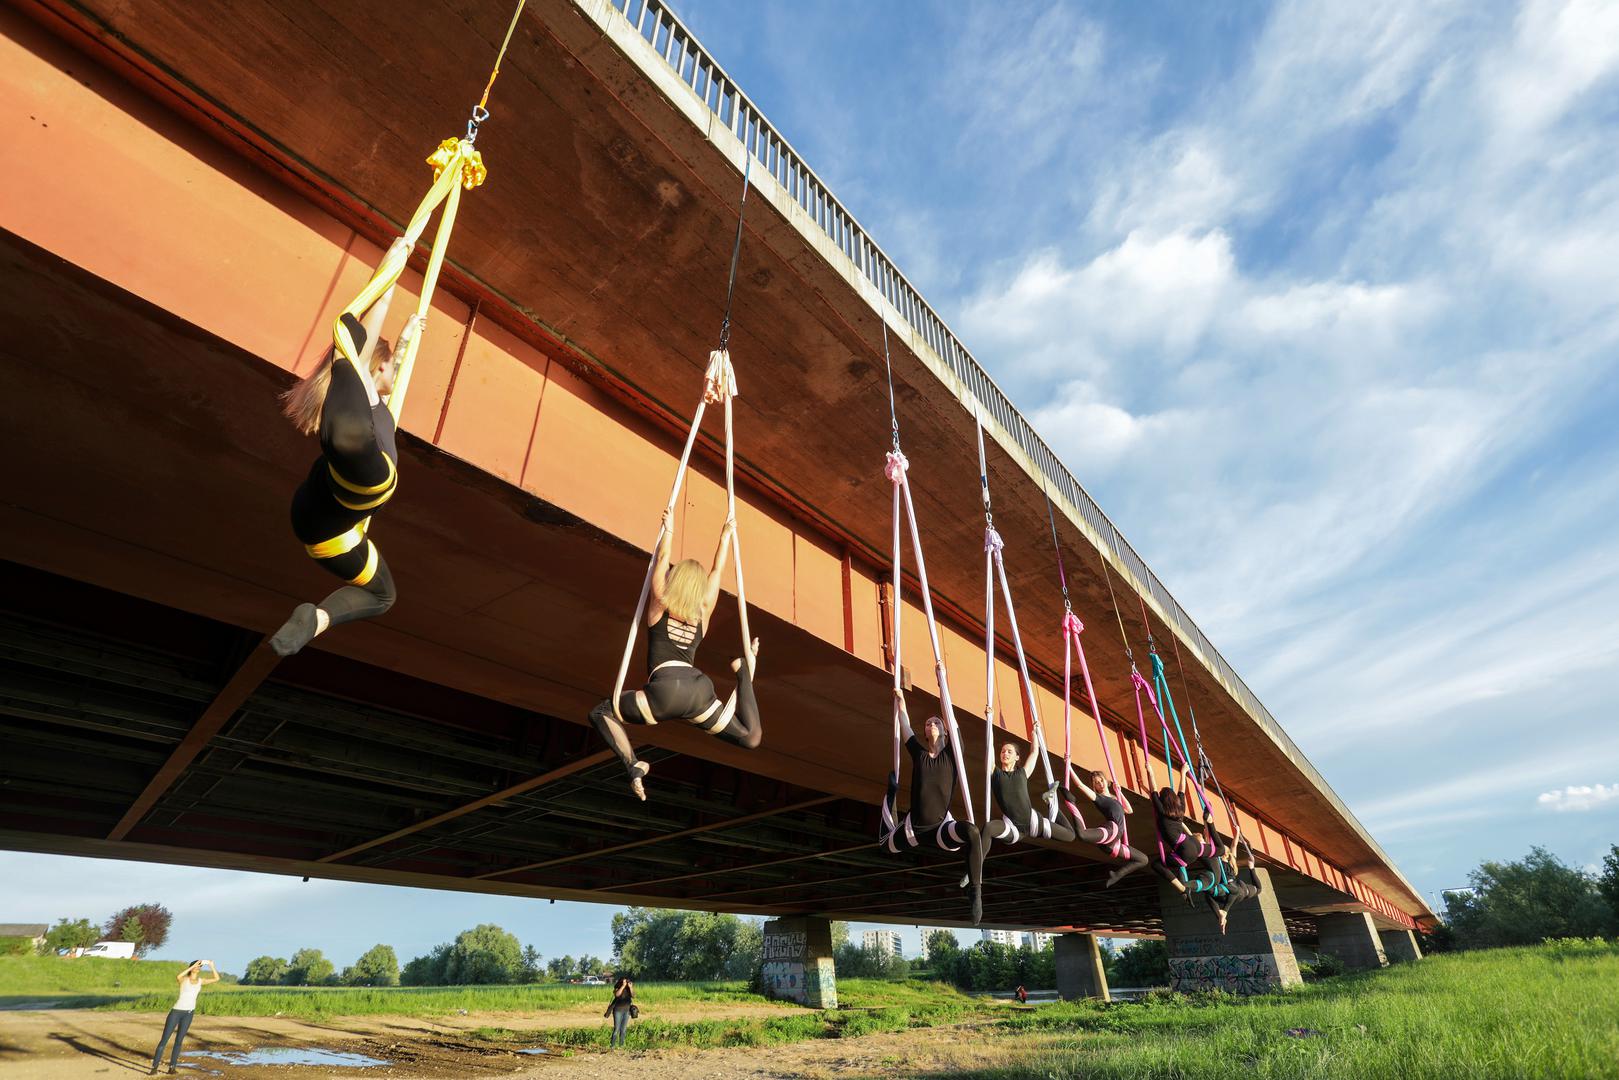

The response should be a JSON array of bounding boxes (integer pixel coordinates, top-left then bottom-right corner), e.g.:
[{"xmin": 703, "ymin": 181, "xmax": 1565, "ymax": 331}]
[
  {"xmin": 288, "ymin": 357, "xmax": 397, "ymax": 626},
  {"xmin": 590, "ymin": 658, "xmax": 762, "ymax": 777},
  {"xmin": 151, "ymin": 1008, "xmax": 193, "ymax": 1069},
  {"xmin": 889, "ymin": 815, "xmax": 985, "ymax": 887},
  {"xmin": 1062, "ymin": 798, "xmax": 1149, "ymax": 885}
]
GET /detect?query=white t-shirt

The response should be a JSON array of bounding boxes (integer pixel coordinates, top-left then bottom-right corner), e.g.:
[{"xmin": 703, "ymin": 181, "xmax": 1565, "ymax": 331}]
[{"xmin": 173, "ymin": 978, "xmax": 202, "ymax": 1012}]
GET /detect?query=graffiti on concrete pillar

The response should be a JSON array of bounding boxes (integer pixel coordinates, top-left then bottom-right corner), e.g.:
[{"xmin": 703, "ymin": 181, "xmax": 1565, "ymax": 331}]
[
  {"xmin": 759, "ymin": 927, "xmax": 837, "ymax": 1008},
  {"xmin": 761, "ymin": 960, "xmax": 807, "ymax": 1002},
  {"xmin": 1169, "ymin": 952, "xmax": 1296, "ymax": 995}
]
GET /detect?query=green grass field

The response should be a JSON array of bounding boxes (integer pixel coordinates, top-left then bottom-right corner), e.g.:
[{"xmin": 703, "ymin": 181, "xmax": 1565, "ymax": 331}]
[
  {"xmin": 943, "ymin": 938, "xmax": 1619, "ymax": 1080},
  {"xmin": 0, "ymin": 955, "xmax": 769, "ymax": 1016},
  {"xmin": 7, "ymin": 943, "xmax": 1618, "ymax": 1078}
]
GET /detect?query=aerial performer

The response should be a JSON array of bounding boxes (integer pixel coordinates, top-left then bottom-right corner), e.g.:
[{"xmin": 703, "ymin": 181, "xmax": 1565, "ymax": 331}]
[
  {"xmin": 1064, "ymin": 767, "xmax": 1150, "ymax": 887},
  {"xmin": 892, "ymin": 688, "xmax": 985, "ymax": 924},
  {"xmin": 271, "ymin": 283, "xmax": 405, "ymax": 657},
  {"xmin": 265, "ymin": 0, "xmax": 523, "ymax": 655},
  {"xmin": 588, "ymin": 507, "xmax": 761, "ymax": 800},
  {"xmin": 591, "ymin": 158, "xmax": 760, "ymax": 801},
  {"xmin": 1150, "ymin": 787, "xmax": 1257, "ymax": 931},
  {"xmin": 876, "ymin": 318, "xmax": 983, "ymax": 924},
  {"xmin": 983, "ymin": 740, "xmax": 1074, "ymax": 852},
  {"xmin": 1039, "ymin": 490, "xmax": 1147, "ymax": 887}
]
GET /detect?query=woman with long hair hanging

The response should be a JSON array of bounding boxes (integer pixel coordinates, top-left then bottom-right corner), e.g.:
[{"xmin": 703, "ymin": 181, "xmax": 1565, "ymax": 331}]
[
  {"xmin": 588, "ymin": 506, "xmax": 761, "ymax": 800},
  {"xmin": 269, "ymin": 257, "xmax": 407, "ymax": 658},
  {"xmin": 591, "ymin": 159, "xmax": 761, "ymax": 801},
  {"xmin": 1066, "ymin": 767, "xmax": 1150, "ymax": 887}
]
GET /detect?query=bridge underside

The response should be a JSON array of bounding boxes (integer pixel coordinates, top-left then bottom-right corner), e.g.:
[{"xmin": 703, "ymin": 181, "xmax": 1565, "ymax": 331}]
[
  {"xmin": 0, "ymin": 0, "xmax": 1426, "ymax": 936},
  {"xmin": 0, "ymin": 228, "xmax": 1348, "ymax": 940}
]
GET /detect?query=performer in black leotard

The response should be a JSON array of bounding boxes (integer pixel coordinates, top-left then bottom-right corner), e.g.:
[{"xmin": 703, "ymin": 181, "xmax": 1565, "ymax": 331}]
[
  {"xmin": 984, "ymin": 742, "xmax": 1075, "ymax": 851},
  {"xmin": 1066, "ymin": 769, "xmax": 1150, "ymax": 887},
  {"xmin": 589, "ymin": 509, "xmax": 761, "ymax": 800},
  {"xmin": 270, "ymin": 283, "xmax": 405, "ymax": 658},
  {"xmin": 1149, "ymin": 787, "xmax": 1261, "ymax": 931},
  {"xmin": 889, "ymin": 689, "xmax": 985, "ymax": 925},
  {"xmin": 1195, "ymin": 808, "xmax": 1261, "ymax": 933},
  {"xmin": 1150, "ymin": 787, "xmax": 1216, "ymax": 896}
]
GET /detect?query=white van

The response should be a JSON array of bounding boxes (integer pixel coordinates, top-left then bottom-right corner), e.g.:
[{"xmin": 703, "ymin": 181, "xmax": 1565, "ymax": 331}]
[{"xmin": 78, "ymin": 941, "xmax": 136, "ymax": 959}]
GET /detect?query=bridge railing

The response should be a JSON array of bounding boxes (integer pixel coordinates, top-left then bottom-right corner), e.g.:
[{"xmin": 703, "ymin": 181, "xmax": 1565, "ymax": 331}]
[{"xmin": 605, "ymin": 0, "xmax": 1293, "ymax": 752}]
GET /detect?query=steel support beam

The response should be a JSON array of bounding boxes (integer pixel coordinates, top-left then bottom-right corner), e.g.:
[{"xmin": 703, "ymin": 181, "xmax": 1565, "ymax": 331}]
[
  {"xmin": 108, "ymin": 640, "xmax": 279, "ymax": 841},
  {"xmin": 319, "ymin": 749, "xmax": 617, "ymax": 863},
  {"xmin": 475, "ymin": 795, "xmax": 840, "ymax": 879}
]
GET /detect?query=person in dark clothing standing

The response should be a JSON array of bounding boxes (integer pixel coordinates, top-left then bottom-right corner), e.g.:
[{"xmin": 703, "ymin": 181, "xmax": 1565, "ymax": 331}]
[{"xmin": 605, "ymin": 972, "xmax": 636, "ymax": 1048}]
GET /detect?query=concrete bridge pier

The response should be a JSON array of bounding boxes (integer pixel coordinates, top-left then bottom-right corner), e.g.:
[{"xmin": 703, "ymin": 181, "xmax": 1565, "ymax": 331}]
[
  {"xmin": 1054, "ymin": 933, "xmax": 1109, "ymax": 1001},
  {"xmin": 1379, "ymin": 928, "xmax": 1423, "ymax": 963},
  {"xmin": 759, "ymin": 916, "xmax": 837, "ymax": 1009},
  {"xmin": 1157, "ymin": 867, "xmax": 1302, "ymax": 994},
  {"xmin": 1317, "ymin": 912, "xmax": 1389, "ymax": 971}
]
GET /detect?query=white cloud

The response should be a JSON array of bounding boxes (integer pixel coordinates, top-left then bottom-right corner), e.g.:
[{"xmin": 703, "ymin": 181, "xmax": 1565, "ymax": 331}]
[
  {"xmin": 931, "ymin": 0, "xmax": 1619, "ymax": 901},
  {"xmin": 1538, "ymin": 784, "xmax": 1619, "ymax": 813}
]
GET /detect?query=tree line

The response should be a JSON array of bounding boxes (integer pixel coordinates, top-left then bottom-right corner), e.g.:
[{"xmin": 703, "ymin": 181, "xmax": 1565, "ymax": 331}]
[
  {"xmin": 242, "ymin": 924, "xmax": 607, "ymax": 987},
  {"xmin": 1426, "ymin": 844, "xmax": 1619, "ymax": 951},
  {"xmin": 19, "ymin": 904, "xmax": 175, "ymax": 957}
]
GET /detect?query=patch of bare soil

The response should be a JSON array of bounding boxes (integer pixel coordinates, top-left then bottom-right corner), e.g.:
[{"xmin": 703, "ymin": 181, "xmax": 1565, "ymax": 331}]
[{"xmin": 0, "ymin": 1007, "xmax": 1012, "ymax": 1080}]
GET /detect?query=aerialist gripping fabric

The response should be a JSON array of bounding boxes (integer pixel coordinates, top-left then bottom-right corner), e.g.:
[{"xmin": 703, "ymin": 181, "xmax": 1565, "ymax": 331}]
[
  {"xmin": 984, "ymin": 742, "xmax": 1074, "ymax": 847},
  {"xmin": 1149, "ymin": 787, "xmax": 1260, "ymax": 932},
  {"xmin": 1150, "ymin": 787, "xmax": 1217, "ymax": 894},
  {"xmin": 887, "ymin": 689, "xmax": 985, "ymax": 925},
  {"xmin": 1066, "ymin": 769, "xmax": 1150, "ymax": 887},
  {"xmin": 589, "ymin": 509, "xmax": 761, "ymax": 800},
  {"xmin": 271, "ymin": 302, "xmax": 402, "ymax": 659}
]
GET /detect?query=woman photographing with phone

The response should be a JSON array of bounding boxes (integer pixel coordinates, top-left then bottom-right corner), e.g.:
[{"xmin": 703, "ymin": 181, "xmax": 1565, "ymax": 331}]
[{"xmin": 604, "ymin": 971, "xmax": 637, "ymax": 1048}]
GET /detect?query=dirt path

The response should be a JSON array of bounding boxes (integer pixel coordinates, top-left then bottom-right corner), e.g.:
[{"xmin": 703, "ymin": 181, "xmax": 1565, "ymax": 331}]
[{"xmin": 0, "ymin": 1008, "xmax": 1010, "ymax": 1080}]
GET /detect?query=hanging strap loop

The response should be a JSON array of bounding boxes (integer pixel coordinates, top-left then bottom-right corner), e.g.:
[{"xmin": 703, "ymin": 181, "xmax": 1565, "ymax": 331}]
[
  {"xmin": 609, "ymin": 166, "xmax": 754, "ymax": 726},
  {"xmin": 975, "ymin": 415, "xmax": 1057, "ymax": 826}
]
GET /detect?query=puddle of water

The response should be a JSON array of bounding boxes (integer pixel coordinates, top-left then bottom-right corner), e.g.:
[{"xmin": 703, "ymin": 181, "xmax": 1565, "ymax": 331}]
[
  {"xmin": 184, "ymin": 1047, "xmax": 391, "ymax": 1067},
  {"xmin": 516, "ymin": 1048, "xmax": 549, "ymax": 1055}
]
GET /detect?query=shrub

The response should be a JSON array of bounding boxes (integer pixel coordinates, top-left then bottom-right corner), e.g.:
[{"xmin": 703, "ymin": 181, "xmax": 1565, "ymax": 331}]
[
  {"xmin": 1302, "ymin": 952, "xmax": 1347, "ymax": 981},
  {"xmin": 1541, "ymin": 937, "xmax": 1617, "ymax": 961}
]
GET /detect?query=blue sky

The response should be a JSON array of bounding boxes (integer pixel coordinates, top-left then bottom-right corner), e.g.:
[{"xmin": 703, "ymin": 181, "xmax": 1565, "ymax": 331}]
[{"xmin": 7, "ymin": 0, "xmax": 1618, "ymax": 973}]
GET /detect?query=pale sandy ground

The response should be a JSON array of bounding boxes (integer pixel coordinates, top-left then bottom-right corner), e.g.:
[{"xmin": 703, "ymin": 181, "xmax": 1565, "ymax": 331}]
[{"xmin": 0, "ymin": 1008, "xmax": 1015, "ymax": 1080}]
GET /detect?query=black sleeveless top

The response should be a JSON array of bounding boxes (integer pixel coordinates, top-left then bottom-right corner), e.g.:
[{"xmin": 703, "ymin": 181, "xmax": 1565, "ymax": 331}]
[
  {"xmin": 1094, "ymin": 793, "xmax": 1126, "ymax": 831},
  {"xmin": 906, "ymin": 735, "xmax": 956, "ymax": 827},
  {"xmin": 648, "ymin": 611, "xmax": 702, "ymax": 667},
  {"xmin": 991, "ymin": 768, "xmax": 1034, "ymax": 824}
]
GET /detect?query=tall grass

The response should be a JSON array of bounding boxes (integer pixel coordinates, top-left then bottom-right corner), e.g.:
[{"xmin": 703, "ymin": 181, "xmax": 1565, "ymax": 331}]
[{"xmin": 926, "ymin": 941, "xmax": 1619, "ymax": 1080}]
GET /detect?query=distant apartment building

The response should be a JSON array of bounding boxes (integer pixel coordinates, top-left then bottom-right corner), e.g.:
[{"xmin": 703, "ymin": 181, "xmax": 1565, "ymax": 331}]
[
  {"xmin": 862, "ymin": 929, "xmax": 903, "ymax": 959},
  {"xmin": 980, "ymin": 929, "xmax": 1054, "ymax": 950}
]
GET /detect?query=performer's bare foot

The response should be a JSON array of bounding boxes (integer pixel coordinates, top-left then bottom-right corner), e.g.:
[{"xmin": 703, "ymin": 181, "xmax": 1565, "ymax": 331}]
[
  {"xmin": 731, "ymin": 637, "xmax": 761, "ymax": 675},
  {"xmin": 628, "ymin": 760, "xmax": 650, "ymax": 802}
]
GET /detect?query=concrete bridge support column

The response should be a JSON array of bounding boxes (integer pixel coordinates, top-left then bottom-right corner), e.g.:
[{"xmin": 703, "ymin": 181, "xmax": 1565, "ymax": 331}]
[
  {"xmin": 1055, "ymin": 933, "xmax": 1109, "ymax": 1001},
  {"xmin": 759, "ymin": 916, "xmax": 837, "ymax": 1008},
  {"xmin": 1379, "ymin": 927, "xmax": 1422, "ymax": 963},
  {"xmin": 1157, "ymin": 867, "xmax": 1302, "ymax": 994},
  {"xmin": 1317, "ymin": 912, "xmax": 1388, "ymax": 970}
]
